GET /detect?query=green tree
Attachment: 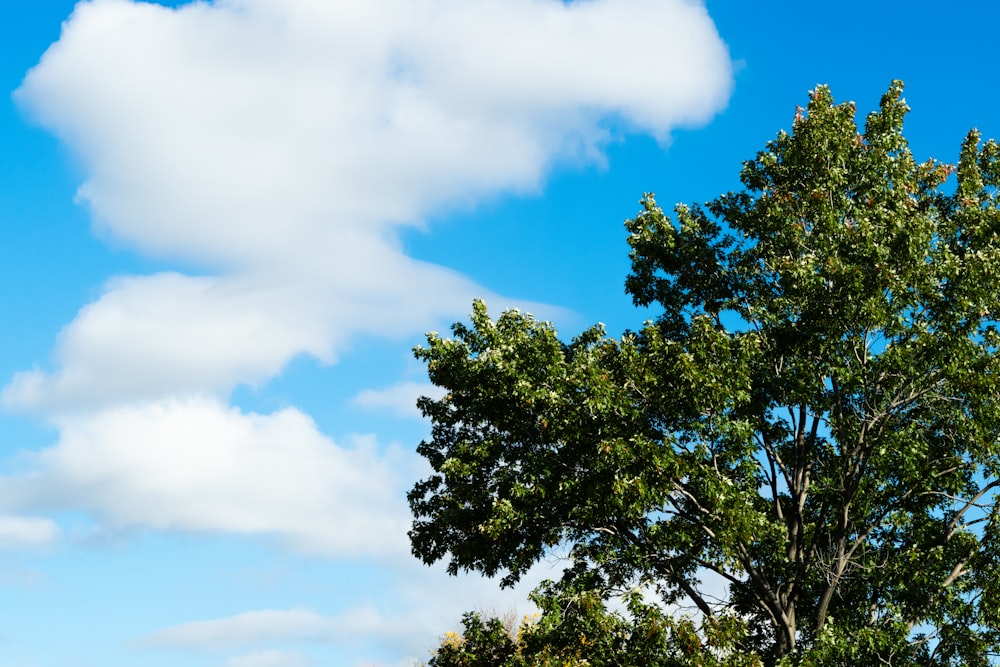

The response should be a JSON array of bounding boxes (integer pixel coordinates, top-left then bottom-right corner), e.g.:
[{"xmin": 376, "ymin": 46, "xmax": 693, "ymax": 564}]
[
  {"xmin": 427, "ymin": 576, "xmax": 761, "ymax": 667},
  {"xmin": 409, "ymin": 82, "xmax": 1000, "ymax": 665}
]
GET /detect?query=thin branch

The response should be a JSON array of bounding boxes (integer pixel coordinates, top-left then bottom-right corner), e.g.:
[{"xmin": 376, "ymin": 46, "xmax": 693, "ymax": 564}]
[
  {"xmin": 611, "ymin": 520, "xmax": 716, "ymax": 619},
  {"xmin": 946, "ymin": 478, "xmax": 1000, "ymax": 539}
]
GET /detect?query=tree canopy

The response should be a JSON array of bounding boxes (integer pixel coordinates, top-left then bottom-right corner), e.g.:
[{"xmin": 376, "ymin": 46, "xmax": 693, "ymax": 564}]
[{"xmin": 409, "ymin": 82, "xmax": 1000, "ymax": 665}]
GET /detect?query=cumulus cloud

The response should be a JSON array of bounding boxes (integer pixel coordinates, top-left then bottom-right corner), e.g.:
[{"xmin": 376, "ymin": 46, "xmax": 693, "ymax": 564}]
[
  {"xmin": 8, "ymin": 0, "xmax": 731, "ymax": 413},
  {"xmin": 4, "ymin": 0, "xmax": 731, "ymax": 550},
  {"xmin": 3, "ymin": 273, "xmax": 333, "ymax": 411},
  {"xmin": 18, "ymin": 0, "xmax": 730, "ymax": 269},
  {"xmin": 0, "ymin": 396, "xmax": 408, "ymax": 556},
  {"xmin": 1, "ymin": 268, "xmax": 487, "ymax": 413}
]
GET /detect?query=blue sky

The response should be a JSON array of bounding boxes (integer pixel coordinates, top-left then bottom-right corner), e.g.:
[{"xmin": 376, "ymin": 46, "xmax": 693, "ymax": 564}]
[{"xmin": 0, "ymin": 1, "xmax": 998, "ymax": 665}]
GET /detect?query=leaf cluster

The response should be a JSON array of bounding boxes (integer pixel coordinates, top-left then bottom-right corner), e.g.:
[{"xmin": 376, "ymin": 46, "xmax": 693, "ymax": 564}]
[{"xmin": 427, "ymin": 577, "xmax": 761, "ymax": 667}]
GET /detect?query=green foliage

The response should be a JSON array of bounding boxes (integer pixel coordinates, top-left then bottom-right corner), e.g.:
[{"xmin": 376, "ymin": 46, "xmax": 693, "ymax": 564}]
[
  {"xmin": 410, "ymin": 82, "xmax": 1000, "ymax": 665},
  {"xmin": 428, "ymin": 613, "xmax": 517, "ymax": 667},
  {"xmin": 428, "ymin": 578, "xmax": 761, "ymax": 667}
]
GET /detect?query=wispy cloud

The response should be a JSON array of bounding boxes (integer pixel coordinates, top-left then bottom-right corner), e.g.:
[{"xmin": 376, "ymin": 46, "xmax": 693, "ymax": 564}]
[
  {"xmin": 133, "ymin": 558, "xmax": 554, "ymax": 661},
  {"xmin": 0, "ymin": 516, "xmax": 58, "ymax": 549},
  {"xmin": 224, "ymin": 650, "xmax": 313, "ymax": 667},
  {"xmin": 139, "ymin": 608, "xmax": 355, "ymax": 650},
  {"xmin": 136, "ymin": 603, "xmax": 428, "ymax": 654},
  {"xmin": 352, "ymin": 381, "xmax": 446, "ymax": 420}
]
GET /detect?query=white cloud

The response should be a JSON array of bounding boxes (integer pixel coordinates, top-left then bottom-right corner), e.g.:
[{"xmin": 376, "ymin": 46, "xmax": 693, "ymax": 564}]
[
  {"xmin": 137, "ymin": 604, "xmax": 430, "ymax": 660},
  {"xmin": 4, "ymin": 0, "xmax": 731, "ymax": 550},
  {"xmin": 352, "ymin": 382, "xmax": 446, "ymax": 420},
  {"xmin": 2, "ymin": 273, "xmax": 333, "ymax": 411},
  {"xmin": 224, "ymin": 650, "xmax": 312, "ymax": 667},
  {"xmin": 9, "ymin": 0, "xmax": 730, "ymax": 414},
  {"xmin": 141, "ymin": 608, "xmax": 350, "ymax": 650},
  {"xmin": 0, "ymin": 396, "xmax": 408, "ymax": 556},
  {"xmin": 18, "ymin": 0, "xmax": 730, "ymax": 268},
  {"xmin": 0, "ymin": 516, "xmax": 59, "ymax": 549},
  {"xmin": 0, "ymin": 5, "xmax": 734, "ymax": 667},
  {"xmin": 135, "ymin": 560, "xmax": 552, "ymax": 656},
  {"xmin": 0, "ymin": 263, "xmax": 507, "ymax": 414}
]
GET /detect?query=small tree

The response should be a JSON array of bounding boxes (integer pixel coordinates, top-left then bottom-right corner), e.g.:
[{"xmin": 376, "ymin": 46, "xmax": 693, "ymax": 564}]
[{"xmin": 409, "ymin": 82, "xmax": 1000, "ymax": 665}]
